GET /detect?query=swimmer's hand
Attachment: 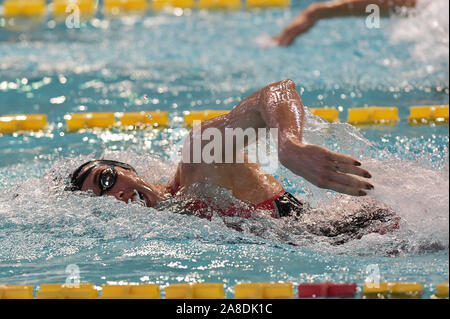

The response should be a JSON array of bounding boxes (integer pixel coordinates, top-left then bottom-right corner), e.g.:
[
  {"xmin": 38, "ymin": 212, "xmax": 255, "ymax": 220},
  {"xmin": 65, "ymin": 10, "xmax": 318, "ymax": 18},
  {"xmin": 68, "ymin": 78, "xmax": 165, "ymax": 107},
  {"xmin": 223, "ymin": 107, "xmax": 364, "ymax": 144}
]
[
  {"xmin": 279, "ymin": 140, "xmax": 373, "ymax": 196},
  {"xmin": 190, "ymin": 79, "xmax": 372, "ymax": 197},
  {"xmin": 272, "ymin": 0, "xmax": 417, "ymax": 47},
  {"xmin": 273, "ymin": 5, "xmax": 318, "ymax": 46}
]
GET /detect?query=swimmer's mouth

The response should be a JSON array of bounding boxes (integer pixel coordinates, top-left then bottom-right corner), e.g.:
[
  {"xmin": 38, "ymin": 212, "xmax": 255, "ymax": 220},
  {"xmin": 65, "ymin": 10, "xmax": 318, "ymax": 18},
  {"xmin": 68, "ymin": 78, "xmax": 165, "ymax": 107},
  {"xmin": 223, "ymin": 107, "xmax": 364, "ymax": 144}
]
[
  {"xmin": 132, "ymin": 190, "xmax": 149, "ymax": 207},
  {"xmin": 139, "ymin": 191, "xmax": 151, "ymax": 207}
]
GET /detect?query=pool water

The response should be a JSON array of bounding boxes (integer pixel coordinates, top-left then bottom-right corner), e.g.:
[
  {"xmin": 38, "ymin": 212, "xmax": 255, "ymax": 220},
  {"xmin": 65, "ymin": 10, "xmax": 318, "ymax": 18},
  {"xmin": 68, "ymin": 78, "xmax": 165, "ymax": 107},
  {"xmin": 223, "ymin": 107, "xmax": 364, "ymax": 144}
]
[{"xmin": 0, "ymin": 0, "xmax": 448, "ymax": 298}]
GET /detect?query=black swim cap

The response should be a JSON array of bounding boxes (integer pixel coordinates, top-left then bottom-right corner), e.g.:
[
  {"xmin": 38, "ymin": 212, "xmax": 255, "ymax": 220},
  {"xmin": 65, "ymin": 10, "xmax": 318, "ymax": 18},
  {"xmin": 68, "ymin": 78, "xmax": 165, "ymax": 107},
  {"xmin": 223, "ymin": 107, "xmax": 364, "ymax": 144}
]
[{"xmin": 68, "ymin": 160, "xmax": 137, "ymax": 192}]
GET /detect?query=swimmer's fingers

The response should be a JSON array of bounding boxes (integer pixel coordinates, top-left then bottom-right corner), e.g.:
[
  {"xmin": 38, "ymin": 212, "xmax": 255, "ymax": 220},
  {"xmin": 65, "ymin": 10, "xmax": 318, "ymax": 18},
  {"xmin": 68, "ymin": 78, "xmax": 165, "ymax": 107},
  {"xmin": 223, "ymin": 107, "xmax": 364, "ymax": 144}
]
[
  {"xmin": 327, "ymin": 171, "xmax": 374, "ymax": 196},
  {"xmin": 327, "ymin": 151, "xmax": 361, "ymax": 166},
  {"xmin": 325, "ymin": 181, "xmax": 367, "ymax": 197},
  {"xmin": 332, "ymin": 163, "xmax": 372, "ymax": 178}
]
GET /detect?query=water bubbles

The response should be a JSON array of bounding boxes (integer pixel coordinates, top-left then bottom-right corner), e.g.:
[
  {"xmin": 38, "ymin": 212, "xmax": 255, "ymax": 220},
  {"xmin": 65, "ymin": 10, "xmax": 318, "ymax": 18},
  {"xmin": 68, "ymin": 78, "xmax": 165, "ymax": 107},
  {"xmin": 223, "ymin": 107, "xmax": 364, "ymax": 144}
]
[
  {"xmin": 50, "ymin": 96, "xmax": 66, "ymax": 104},
  {"xmin": 0, "ymin": 4, "xmax": 447, "ymax": 290}
]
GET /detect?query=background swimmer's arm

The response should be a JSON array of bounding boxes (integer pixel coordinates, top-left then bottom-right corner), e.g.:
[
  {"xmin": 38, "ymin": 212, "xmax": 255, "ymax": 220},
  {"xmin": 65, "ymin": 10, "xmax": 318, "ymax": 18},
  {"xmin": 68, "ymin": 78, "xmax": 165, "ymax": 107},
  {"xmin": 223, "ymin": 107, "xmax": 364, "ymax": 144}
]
[
  {"xmin": 273, "ymin": 0, "xmax": 417, "ymax": 46},
  {"xmin": 193, "ymin": 79, "xmax": 373, "ymax": 197}
]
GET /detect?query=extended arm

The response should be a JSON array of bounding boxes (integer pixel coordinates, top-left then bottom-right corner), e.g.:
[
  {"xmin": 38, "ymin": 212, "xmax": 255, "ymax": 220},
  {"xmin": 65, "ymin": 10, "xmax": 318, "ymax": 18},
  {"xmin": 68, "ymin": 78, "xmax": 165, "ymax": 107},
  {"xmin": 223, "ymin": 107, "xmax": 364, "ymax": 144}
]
[
  {"xmin": 184, "ymin": 79, "xmax": 374, "ymax": 197},
  {"xmin": 273, "ymin": 0, "xmax": 417, "ymax": 46}
]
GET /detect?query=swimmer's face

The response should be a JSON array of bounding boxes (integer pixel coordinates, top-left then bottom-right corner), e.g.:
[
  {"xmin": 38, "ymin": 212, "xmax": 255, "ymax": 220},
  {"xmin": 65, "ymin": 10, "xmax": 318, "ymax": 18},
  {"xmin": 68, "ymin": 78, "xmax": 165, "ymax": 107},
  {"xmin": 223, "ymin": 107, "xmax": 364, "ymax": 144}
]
[{"xmin": 80, "ymin": 165, "xmax": 161, "ymax": 207}]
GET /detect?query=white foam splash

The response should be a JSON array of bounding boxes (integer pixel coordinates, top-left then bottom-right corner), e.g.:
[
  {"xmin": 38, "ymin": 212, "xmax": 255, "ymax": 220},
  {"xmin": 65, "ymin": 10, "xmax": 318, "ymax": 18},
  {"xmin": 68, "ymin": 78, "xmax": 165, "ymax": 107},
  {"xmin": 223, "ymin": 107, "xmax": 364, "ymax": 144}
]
[
  {"xmin": 1, "ymin": 114, "xmax": 447, "ymax": 260},
  {"xmin": 389, "ymin": 0, "xmax": 449, "ymax": 64}
]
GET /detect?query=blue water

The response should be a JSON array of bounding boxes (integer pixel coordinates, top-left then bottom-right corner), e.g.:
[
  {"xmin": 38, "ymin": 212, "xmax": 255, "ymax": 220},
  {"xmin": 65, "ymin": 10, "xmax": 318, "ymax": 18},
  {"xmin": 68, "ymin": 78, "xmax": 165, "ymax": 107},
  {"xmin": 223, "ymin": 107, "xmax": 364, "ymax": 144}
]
[{"xmin": 0, "ymin": 0, "xmax": 448, "ymax": 298}]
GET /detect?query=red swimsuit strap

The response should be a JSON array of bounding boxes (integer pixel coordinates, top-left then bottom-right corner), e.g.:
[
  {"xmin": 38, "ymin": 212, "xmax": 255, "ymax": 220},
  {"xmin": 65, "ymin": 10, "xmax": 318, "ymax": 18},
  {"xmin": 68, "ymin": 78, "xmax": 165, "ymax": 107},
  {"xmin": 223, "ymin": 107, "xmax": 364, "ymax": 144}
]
[
  {"xmin": 254, "ymin": 190, "xmax": 287, "ymax": 210},
  {"xmin": 170, "ymin": 181, "xmax": 285, "ymax": 208},
  {"xmin": 170, "ymin": 183, "xmax": 286, "ymax": 219}
]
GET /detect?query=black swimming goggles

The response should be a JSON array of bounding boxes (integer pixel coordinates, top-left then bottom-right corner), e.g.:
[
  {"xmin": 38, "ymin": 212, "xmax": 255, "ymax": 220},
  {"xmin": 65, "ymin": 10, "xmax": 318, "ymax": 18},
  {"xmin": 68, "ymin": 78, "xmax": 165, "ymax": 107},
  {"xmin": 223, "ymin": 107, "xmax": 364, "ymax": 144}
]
[
  {"xmin": 69, "ymin": 160, "xmax": 136, "ymax": 193},
  {"xmin": 98, "ymin": 167, "xmax": 117, "ymax": 195}
]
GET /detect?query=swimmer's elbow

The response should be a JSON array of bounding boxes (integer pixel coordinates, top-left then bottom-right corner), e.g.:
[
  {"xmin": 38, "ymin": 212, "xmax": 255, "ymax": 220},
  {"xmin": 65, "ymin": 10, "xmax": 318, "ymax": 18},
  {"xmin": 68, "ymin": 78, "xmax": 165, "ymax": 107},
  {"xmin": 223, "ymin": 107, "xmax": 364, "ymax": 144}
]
[
  {"xmin": 259, "ymin": 79, "xmax": 298, "ymax": 105},
  {"xmin": 260, "ymin": 79, "xmax": 303, "ymax": 111},
  {"xmin": 263, "ymin": 79, "xmax": 297, "ymax": 93}
]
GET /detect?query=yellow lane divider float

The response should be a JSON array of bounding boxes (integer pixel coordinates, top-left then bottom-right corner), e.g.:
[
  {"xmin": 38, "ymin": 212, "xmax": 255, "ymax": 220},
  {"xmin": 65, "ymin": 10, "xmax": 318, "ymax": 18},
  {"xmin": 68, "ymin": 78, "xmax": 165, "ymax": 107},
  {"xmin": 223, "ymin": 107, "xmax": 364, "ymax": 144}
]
[
  {"xmin": 152, "ymin": 0, "xmax": 195, "ymax": 11},
  {"xmin": 117, "ymin": 111, "xmax": 169, "ymax": 127},
  {"xmin": 197, "ymin": 0, "xmax": 241, "ymax": 10},
  {"xmin": 165, "ymin": 283, "xmax": 225, "ymax": 299},
  {"xmin": 52, "ymin": 0, "xmax": 97, "ymax": 20},
  {"xmin": 1, "ymin": 281, "xmax": 447, "ymax": 299},
  {"xmin": 102, "ymin": 283, "xmax": 160, "ymax": 299},
  {"xmin": 103, "ymin": 0, "xmax": 148, "ymax": 16},
  {"xmin": 347, "ymin": 106, "xmax": 399, "ymax": 126},
  {"xmin": 37, "ymin": 283, "xmax": 98, "ymax": 299},
  {"xmin": 184, "ymin": 110, "xmax": 230, "ymax": 127},
  {"xmin": 0, "ymin": 114, "xmax": 47, "ymax": 134},
  {"xmin": 64, "ymin": 111, "xmax": 169, "ymax": 131},
  {"xmin": 362, "ymin": 282, "xmax": 423, "ymax": 299},
  {"xmin": 0, "ymin": 105, "xmax": 448, "ymax": 134},
  {"xmin": 0, "ymin": 285, "xmax": 34, "ymax": 299},
  {"xmin": 65, "ymin": 112, "xmax": 116, "ymax": 131},
  {"xmin": 234, "ymin": 282, "xmax": 293, "ymax": 299},
  {"xmin": 408, "ymin": 105, "xmax": 449, "ymax": 125},
  {"xmin": 2, "ymin": 0, "xmax": 291, "ymax": 19},
  {"xmin": 309, "ymin": 107, "xmax": 340, "ymax": 123},
  {"xmin": 3, "ymin": 0, "xmax": 47, "ymax": 18},
  {"xmin": 433, "ymin": 282, "xmax": 449, "ymax": 299},
  {"xmin": 246, "ymin": 0, "xmax": 290, "ymax": 8}
]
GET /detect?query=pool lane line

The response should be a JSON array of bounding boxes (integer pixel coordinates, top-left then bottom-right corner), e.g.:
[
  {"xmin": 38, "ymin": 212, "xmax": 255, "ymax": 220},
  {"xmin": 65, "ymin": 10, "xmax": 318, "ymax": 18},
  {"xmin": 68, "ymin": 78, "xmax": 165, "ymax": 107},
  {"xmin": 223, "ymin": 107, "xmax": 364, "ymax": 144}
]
[
  {"xmin": 0, "ymin": 106, "xmax": 448, "ymax": 134},
  {"xmin": 0, "ymin": 281, "xmax": 448, "ymax": 299}
]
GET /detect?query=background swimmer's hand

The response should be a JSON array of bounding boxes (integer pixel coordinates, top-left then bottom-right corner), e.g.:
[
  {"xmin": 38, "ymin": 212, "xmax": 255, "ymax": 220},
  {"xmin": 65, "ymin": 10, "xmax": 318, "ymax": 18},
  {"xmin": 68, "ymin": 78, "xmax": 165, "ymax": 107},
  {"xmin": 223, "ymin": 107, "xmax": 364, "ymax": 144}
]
[
  {"xmin": 279, "ymin": 140, "xmax": 373, "ymax": 196},
  {"xmin": 272, "ymin": 0, "xmax": 417, "ymax": 47},
  {"xmin": 273, "ymin": 5, "xmax": 319, "ymax": 46}
]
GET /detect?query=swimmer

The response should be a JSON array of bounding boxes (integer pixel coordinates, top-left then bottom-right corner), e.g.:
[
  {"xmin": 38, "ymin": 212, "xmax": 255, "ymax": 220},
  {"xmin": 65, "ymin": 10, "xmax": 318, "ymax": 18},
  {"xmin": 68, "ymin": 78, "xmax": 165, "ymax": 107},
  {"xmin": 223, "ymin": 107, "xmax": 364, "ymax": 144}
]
[
  {"xmin": 273, "ymin": 0, "xmax": 417, "ymax": 46},
  {"xmin": 68, "ymin": 80, "xmax": 399, "ymax": 243}
]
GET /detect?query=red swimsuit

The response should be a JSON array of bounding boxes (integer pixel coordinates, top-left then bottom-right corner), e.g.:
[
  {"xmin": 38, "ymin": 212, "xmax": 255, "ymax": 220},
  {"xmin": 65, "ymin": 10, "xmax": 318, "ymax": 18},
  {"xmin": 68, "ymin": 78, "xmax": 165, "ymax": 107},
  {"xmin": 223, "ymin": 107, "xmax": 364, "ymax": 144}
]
[
  {"xmin": 170, "ymin": 181, "xmax": 288, "ymax": 219},
  {"xmin": 169, "ymin": 182, "xmax": 399, "ymax": 237}
]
